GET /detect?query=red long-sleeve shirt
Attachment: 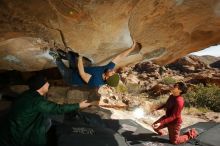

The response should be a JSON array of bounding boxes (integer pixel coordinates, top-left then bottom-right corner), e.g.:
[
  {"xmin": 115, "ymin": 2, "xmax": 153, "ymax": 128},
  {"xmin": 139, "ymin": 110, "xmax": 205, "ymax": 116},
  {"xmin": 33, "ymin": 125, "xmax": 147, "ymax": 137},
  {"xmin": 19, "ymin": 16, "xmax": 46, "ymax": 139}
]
[{"xmin": 157, "ymin": 95, "xmax": 184, "ymax": 126}]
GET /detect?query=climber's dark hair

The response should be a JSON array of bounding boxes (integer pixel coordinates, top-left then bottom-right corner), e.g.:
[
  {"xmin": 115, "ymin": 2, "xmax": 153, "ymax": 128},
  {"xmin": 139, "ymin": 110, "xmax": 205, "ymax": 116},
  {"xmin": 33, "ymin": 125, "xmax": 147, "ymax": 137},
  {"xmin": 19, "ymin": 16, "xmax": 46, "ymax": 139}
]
[{"xmin": 174, "ymin": 82, "xmax": 187, "ymax": 94}]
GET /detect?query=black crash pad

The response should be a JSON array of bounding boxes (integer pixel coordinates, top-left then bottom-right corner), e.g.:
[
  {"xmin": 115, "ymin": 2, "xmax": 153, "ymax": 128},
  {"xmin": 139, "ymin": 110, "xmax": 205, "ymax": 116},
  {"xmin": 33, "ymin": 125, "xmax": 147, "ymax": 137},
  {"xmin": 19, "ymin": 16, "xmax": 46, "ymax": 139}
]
[{"xmin": 50, "ymin": 112, "xmax": 219, "ymax": 146}]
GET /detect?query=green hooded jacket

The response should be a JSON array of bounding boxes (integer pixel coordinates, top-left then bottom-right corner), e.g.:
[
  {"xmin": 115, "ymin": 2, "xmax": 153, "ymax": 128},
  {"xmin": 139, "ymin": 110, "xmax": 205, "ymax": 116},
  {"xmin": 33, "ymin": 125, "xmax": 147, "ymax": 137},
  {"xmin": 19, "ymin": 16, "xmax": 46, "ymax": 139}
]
[{"xmin": 0, "ymin": 89, "xmax": 79, "ymax": 146}]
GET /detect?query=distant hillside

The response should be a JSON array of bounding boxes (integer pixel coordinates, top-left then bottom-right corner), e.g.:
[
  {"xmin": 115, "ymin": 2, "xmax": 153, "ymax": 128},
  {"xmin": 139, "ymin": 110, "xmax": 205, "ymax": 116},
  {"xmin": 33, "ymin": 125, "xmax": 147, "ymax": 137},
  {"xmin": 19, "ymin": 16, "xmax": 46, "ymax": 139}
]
[{"xmin": 195, "ymin": 55, "xmax": 220, "ymax": 65}]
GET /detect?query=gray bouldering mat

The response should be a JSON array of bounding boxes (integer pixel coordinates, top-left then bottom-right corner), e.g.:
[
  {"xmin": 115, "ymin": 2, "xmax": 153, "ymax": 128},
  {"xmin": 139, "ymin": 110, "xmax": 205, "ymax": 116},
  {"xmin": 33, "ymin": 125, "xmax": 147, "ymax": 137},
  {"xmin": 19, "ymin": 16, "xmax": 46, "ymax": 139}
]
[
  {"xmin": 104, "ymin": 119, "xmax": 172, "ymax": 146},
  {"xmin": 104, "ymin": 120, "xmax": 219, "ymax": 146},
  {"xmin": 196, "ymin": 123, "xmax": 220, "ymax": 146},
  {"xmin": 52, "ymin": 112, "xmax": 127, "ymax": 146},
  {"xmin": 50, "ymin": 112, "xmax": 219, "ymax": 146},
  {"xmin": 55, "ymin": 124, "xmax": 127, "ymax": 146}
]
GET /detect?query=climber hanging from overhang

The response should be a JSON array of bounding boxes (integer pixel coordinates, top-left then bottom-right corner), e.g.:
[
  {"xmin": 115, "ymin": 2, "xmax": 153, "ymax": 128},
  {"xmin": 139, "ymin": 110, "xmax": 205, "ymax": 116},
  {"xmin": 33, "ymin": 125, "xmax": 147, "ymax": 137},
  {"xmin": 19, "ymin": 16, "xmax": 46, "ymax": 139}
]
[{"xmin": 49, "ymin": 40, "xmax": 141, "ymax": 90}]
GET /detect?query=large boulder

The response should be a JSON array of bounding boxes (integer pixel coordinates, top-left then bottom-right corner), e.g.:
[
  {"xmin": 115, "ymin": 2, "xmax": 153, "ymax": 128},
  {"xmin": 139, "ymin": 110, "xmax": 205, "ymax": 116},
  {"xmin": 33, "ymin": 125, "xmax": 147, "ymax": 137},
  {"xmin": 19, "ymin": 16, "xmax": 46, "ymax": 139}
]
[
  {"xmin": 0, "ymin": 0, "xmax": 220, "ymax": 71},
  {"xmin": 210, "ymin": 60, "xmax": 220, "ymax": 68},
  {"xmin": 167, "ymin": 55, "xmax": 209, "ymax": 73},
  {"xmin": 129, "ymin": 0, "xmax": 220, "ymax": 65}
]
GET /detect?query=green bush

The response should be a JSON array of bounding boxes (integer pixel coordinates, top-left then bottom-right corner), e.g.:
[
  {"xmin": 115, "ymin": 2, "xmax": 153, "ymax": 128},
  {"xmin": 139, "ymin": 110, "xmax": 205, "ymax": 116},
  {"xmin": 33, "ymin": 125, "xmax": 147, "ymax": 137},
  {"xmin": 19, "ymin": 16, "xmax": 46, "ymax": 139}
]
[
  {"xmin": 126, "ymin": 83, "xmax": 142, "ymax": 94},
  {"xmin": 162, "ymin": 77, "xmax": 177, "ymax": 85},
  {"xmin": 115, "ymin": 83, "xmax": 127, "ymax": 93},
  {"xmin": 184, "ymin": 84, "xmax": 220, "ymax": 112}
]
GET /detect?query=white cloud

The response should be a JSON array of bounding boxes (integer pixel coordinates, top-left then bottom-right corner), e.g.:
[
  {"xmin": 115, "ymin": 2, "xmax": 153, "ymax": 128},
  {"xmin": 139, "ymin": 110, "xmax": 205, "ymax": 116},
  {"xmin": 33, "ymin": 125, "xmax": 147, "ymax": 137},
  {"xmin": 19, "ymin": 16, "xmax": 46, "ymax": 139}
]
[{"xmin": 191, "ymin": 45, "xmax": 220, "ymax": 57}]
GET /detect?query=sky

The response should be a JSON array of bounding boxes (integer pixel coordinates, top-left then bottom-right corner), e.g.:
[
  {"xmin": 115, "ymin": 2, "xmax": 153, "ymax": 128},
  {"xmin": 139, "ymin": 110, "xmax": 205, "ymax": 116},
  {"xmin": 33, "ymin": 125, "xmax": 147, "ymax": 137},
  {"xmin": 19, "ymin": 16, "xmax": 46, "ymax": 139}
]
[{"xmin": 191, "ymin": 45, "xmax": 220, "ymax": 57}]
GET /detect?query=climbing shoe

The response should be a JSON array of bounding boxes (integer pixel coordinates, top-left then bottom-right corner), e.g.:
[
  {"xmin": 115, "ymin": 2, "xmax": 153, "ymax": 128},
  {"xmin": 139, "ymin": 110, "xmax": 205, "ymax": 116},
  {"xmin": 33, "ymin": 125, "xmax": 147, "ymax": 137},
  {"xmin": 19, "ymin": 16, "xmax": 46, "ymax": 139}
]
[
  {"xmin": 57, "ymin": 49, "xmax": 67, "ymax": 59},
  {"xmin": 49, "ymin": 49, "xmax": 60, "ymax": 60},
  {"xmin": 188, "ymin": 128, "xmax": 198, "ymax": 139}
]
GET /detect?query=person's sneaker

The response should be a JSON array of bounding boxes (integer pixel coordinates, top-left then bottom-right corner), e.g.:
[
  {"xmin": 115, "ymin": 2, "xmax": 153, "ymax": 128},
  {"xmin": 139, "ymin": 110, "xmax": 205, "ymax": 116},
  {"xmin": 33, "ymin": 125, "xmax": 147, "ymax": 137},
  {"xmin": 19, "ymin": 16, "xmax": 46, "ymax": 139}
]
[
  {"xmin": 49, "ymin": 49, "xmax": 60, "ymax": 60},
  {"xmin": 188, "ymin": 128, "xmax": 198, "ymax": 139}
]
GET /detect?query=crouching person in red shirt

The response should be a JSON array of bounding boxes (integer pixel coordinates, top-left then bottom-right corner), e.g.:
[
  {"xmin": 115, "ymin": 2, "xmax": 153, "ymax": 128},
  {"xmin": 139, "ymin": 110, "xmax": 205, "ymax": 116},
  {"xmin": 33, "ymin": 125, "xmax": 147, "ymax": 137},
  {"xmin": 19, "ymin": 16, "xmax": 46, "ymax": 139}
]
[{"xmin": 152, "ymin": 82, "xmax": 198, "ymax": 144}]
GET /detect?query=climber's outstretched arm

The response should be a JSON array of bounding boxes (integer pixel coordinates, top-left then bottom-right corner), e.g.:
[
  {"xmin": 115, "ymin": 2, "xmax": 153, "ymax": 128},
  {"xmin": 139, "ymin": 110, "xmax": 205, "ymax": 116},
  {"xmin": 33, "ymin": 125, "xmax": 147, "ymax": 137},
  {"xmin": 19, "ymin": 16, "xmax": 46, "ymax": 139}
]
[
  {"xmin": 112, "ymin": 40, "xmax": 136, "ymax": 64},
  {"xmin": 77, "ymin": 56, "xmax": 92, "ymax": 83}
]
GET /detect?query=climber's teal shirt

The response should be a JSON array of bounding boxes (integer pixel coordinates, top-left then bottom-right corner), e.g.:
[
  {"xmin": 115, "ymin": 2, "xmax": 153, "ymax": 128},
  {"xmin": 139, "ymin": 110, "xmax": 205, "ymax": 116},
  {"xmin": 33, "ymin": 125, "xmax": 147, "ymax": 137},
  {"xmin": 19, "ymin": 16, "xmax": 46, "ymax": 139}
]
[{"xmin": 0, "ymin": 89, "xmax": 79, "ymax": 146}]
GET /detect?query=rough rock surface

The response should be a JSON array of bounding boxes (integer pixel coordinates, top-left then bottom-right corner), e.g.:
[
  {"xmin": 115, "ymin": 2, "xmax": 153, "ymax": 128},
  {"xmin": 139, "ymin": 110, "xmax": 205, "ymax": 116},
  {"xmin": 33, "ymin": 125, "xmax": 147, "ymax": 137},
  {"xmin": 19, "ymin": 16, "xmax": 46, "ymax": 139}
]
[
  {"xmin": 197, "ymin": 55, "xmax": 220, "ymax": 66},
  {"xmin": 0, "ymin": 0, "xmax": 220, "ymax": 71},
  {"xmin": 167, "ymin": 55, "xmax": 209, "ymax": 73},
  {"xmin": 129, "ymin": 0, "xmax": 220, "ymax": 64},
  {"xmin": 210, "ymin": 60, "xmax": 220, "ymax": 68}
]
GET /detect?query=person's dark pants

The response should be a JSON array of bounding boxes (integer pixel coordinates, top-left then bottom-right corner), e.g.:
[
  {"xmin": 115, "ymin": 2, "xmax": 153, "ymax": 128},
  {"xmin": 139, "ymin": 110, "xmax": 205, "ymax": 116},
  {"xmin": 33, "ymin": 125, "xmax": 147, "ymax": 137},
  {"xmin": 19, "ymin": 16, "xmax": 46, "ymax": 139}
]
[{"xmin": 55, "ymin": 52, "xmax": 77, "ymax": 85}]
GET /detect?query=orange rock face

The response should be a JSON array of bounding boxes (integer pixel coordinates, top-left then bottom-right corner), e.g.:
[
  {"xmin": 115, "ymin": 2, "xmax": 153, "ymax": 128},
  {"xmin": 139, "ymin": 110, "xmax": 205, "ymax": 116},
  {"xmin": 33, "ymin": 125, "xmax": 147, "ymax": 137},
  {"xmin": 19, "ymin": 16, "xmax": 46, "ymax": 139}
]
[{"xmin": 0, "ymin": 0, "xmax": 220, "ymax": 71}]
